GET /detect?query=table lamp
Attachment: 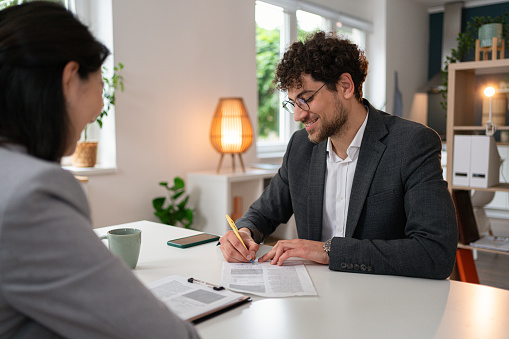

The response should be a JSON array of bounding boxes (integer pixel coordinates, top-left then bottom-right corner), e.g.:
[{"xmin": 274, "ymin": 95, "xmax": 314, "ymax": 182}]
[
  {"xmin": 484, "ymin": 86, "xmax": 496, "ymax": 136},
  {"xmin": 210, "ymin": 98, "xmax": 253, "ymax": 173}
]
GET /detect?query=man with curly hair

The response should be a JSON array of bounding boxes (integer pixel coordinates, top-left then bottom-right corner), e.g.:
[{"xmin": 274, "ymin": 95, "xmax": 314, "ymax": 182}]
[{"xmin": 219, "ymin": 31, "xmax": 458, "ymax": 280}]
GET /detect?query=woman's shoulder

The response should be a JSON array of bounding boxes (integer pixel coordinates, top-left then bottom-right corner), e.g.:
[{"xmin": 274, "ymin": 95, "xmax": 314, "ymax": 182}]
[{"xmin": 0, "ymin": 146, "xmax": 83, "ymax": 209}]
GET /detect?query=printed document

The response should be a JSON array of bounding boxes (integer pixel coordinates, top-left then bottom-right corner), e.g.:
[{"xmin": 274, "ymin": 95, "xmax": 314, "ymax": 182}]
[
  {"xmin": 470, "ymin": 236, "xmax": 509, "ymax": 252},
  {"xmin": 221, "ymin": 261, "xmax": 317, "ymax": 297},
  {"xmin": 148, "ymin": 275, "xmax": 249, "ymax": 321}
]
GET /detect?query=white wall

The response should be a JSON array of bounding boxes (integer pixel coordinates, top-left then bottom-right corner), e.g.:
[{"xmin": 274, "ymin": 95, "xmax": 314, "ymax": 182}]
[
  {"xmin": 385, "ymin": 0, "xmax": 429, "ymax": 121},
  {"xmin": 87, "ymin": 0, "xmax": 431, "ymax": 228}
]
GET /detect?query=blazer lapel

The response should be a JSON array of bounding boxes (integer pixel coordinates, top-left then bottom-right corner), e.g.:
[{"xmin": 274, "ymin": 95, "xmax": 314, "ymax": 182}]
[
  {"xmin": 306, "ymin": 141, "xmax": 327, "ymax": 241},
  {"xmin": 346, "ymin": 103, "xmax": 388, "ymax": 238}
]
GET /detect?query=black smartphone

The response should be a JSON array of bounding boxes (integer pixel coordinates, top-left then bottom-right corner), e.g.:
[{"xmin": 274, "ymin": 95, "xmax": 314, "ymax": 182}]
[{"xmin": 167, "ymin": 233, "xmax": 220, "ymax": 248}]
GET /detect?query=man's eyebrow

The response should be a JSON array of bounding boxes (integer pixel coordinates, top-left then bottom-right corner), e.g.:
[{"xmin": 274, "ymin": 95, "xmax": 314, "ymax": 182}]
[{"xmin": 288, "ymin": 89, "xmax": 313, "ymax": 101}]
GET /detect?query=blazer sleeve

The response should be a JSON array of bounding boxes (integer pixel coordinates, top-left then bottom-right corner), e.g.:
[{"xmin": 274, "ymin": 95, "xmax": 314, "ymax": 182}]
[
  {"xmin": 328, "ymin": 127, "xmax": 458, "ymax": 279},
  {"xmin": 0, "ymin": 167, "xmax": 199, "ymax": 339},
  {"xmin": 235, "ymin": 133, "xmax": 297, "ymax": 243}
]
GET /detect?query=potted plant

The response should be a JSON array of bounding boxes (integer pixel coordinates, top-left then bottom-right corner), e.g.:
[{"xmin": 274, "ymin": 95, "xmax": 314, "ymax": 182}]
[
  {"xmin": 152, "ymin": 177, "xmax": 194, "ymax": 229},
  {"xmin": 71, "ymin": 62, "xmax": 125, "ymax": 167},
  {"xmin": 440, "ymin": 13, "xmax": 509, "ymax": 110}
]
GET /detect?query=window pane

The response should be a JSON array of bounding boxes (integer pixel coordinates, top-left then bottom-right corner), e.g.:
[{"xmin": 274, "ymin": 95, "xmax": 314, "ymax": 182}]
[
  {"xmin": 297, "ymin": 10, "xmax": 328, "ymax": 40},
  {"xmin": 337, "ymin": 24, "xmax": 365, "ymax": 50},
  {"xmin": 256, "ymin": 1, "xmax": 282, "ymax": 143},
  {"xmin": 0, "ymin": 0, "xmax": 67, "ymax": 9},
  {"xmin": 0, "ymin": 0, "xmax": 68, "ymax": 10}
]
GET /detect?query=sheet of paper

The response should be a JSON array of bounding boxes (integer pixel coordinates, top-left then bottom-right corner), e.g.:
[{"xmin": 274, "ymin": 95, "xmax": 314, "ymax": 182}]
[
  {"xmin": 221, "ymin": 261, "xmax": 317, "ymax": 297},
  {"xmin": 470, "ymin": 236, "xmax": 509, "ymax": 252},
  {"xmin": 148, "ymin": 275, "xmax": 247, "ymax": 321}
]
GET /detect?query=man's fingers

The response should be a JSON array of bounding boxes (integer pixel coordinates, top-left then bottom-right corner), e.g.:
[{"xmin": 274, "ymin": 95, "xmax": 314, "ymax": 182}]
[{"xmin": 219, "ymin": 230, "xmax": 257, "ymax": 262}]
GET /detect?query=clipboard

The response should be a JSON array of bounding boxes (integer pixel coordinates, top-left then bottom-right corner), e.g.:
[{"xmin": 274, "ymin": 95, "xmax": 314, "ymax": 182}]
[
  {"xmin": 189, "ymin": 295, "xmax": 251, "ymax": 324},
  {"xmin": 148, "ymin": 275, "xmax": 251, "ymax": 323}
]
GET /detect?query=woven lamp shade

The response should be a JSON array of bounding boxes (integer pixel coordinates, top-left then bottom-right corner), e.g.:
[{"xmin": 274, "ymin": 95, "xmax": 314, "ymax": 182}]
[
  {"xmin": 210, "ymin": 98, "xmax": 253, "ymax": 172},
  {"xmin": 210, "ymin": 98, "xmax": 253, "ymax": 153}
]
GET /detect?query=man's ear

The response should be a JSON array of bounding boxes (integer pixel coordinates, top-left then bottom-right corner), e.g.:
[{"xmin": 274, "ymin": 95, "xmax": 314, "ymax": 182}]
[
  {"xmin": 336, "ymin": 73, "xmax": 355, "ymax": 100},
  {"xmin": 62, "ymin": 61, "xmax": 80, "ymax": 103}
]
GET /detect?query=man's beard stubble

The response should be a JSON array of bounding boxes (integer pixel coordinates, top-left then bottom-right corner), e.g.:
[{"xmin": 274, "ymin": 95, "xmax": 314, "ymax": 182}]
[{"xmin": 307, "ymin": 98, "xmax": 348, "ymax": 144}]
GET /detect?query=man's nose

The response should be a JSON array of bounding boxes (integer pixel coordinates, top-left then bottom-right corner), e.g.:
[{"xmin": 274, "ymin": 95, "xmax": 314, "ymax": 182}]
[{"xmin": 293, "ymin": 106, "xmax": 308, "ymax": 122}]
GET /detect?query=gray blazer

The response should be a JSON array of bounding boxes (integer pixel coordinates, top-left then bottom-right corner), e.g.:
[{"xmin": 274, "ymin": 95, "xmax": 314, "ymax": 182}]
[
  {"xmin": 0, "ymin": 145, "xmax": 199, "ymax": 339},
  {"xmin": 237, "ymin": 100, "xmax": 458, "ymax": 279}
]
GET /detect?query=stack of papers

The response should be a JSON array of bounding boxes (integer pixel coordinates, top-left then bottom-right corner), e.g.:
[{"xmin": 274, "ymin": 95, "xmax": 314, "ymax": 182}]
[{"xmin": 470, "ymin": 236, "xmax": 509, "ymax": 252}]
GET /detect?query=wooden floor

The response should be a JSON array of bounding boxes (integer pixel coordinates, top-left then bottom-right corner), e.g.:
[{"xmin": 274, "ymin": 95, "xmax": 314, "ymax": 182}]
[{"xmin": 474, "ymin": 250, "xmax": 509, "ymax": 290}]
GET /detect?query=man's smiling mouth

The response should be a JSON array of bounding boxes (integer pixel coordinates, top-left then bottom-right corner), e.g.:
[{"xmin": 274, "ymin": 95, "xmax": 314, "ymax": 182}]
[{"xmin": 305, "ymin": 118, "xmax": 318, "ymax": 128}]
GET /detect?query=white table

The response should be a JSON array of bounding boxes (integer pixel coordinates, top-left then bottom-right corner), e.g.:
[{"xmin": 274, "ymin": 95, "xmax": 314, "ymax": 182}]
[{"xmin": 96, "ymin": 221, "xmax": 509, "ymax": 339}]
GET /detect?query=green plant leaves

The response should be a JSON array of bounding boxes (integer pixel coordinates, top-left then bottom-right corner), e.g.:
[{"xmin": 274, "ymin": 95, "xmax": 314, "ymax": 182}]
[
  {"xmin": 152, "ymin": 176, "xmax": 194, "ymax": 229},
  {"xmin": 83, "ymin": 62, "xmax": 125, "ymax": 141}
]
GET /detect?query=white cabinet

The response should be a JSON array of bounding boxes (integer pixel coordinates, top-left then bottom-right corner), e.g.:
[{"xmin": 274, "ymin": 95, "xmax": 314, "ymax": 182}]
[{"xmin": 187, "ymin": 168, "xmax": 297, "ymax": 238}]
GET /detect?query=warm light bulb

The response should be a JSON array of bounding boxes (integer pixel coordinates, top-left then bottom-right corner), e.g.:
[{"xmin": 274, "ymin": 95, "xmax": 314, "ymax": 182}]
[{"xmin": 484, "ymin": 87, "xmax": 495, "ymax": 97}]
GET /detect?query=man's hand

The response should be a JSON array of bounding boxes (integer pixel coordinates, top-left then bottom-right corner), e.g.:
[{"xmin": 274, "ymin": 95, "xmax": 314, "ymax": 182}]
[
  {"xmin": 219, "ymin": 228, "xmax": 259, "ymax": 263},
  {"xmin": 259, "ymin": 239, "xmax": 329, "ymax": 266}
]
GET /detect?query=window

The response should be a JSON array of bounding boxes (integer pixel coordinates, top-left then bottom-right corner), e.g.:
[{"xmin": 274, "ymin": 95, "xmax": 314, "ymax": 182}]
[
  {"xmin": 0, "ymin": 0, "xmax": 69, "ymax": 10},
  {"xmin": 255, "ymin": 0, "xmax": 369, "ymax": 157},
  {"xmin": 0, "ymin": 0, "xmax": 116, "ymax": 173}
]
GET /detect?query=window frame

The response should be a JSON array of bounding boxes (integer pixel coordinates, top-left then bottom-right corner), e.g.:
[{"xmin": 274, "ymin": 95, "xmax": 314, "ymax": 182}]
[{"xmin": 255, "ymin": 0, "xmax": 371, "ymax": 158}]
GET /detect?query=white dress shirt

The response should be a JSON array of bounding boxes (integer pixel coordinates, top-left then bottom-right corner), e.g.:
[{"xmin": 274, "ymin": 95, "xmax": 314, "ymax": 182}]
[{"xmin": 321, "ymin": 110, "xmax": 369, "ymax": 242}]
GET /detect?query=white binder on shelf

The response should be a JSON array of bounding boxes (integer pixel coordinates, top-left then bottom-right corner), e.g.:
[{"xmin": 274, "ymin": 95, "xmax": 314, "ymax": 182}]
[
  {"xmin": 469, "ymin": 135, "xmax": 500, "ymax": 188},
  {"xmin": 453, "ymin": 135, "xmax": 472, "ymax": 186}
]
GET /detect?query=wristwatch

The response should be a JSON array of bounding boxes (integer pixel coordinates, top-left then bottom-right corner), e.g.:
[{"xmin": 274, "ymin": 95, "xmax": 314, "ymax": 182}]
[{"xmin": 323, "ymin": 238, "xmax": 332, "ymax": 256}]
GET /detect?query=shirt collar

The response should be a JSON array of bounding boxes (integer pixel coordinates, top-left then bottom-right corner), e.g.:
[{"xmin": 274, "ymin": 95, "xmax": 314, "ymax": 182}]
[{"xmin": 326, "ymin": 106, "xmax": 369, "ymax": 162}]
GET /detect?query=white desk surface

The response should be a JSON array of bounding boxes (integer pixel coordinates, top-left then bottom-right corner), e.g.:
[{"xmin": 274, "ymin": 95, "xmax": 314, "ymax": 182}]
[{"xmin": 96, "ymin": 220, "xmax": 509, "ymax": 339}]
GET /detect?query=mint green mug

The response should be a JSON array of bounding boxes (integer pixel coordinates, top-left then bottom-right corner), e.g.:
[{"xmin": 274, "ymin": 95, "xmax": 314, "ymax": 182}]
[{"xmin": 100, "ymin": 228, "xmax": 141, "ymax": 269}]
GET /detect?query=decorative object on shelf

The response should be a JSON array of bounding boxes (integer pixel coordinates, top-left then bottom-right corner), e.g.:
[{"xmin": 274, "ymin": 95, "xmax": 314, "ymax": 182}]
[
  {"xmin": 440, "ymin": 12, "xmax": 509, "ymax": 110},
  {"xmin": 152, "ymin": 177, "xmax": 194, "ymax": 229},
  {"xmin": 230, "ymin": 196, "xmax": 243, "ymax": 222},
  {"xmin": 210, "ymin": 98, "xmax": 253, "ymax": 173},
  {"xmin": 71, "ymin": 62, "xmax": 125, "ymax": 167},
  {"xmin": 476, "ymin": 23, "xmax": 505, "ymax": 61}
]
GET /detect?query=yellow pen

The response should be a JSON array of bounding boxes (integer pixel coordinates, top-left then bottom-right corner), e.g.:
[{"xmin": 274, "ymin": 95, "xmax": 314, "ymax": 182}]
[{"xmin": 226, "ymin": 214, "xmax": 254, "ymax": 263}]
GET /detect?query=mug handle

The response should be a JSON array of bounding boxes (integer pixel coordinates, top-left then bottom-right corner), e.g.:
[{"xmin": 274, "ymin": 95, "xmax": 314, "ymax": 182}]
[{"xmin": 100, "ymin": 235, "xmax": 108, "ymax": 240}]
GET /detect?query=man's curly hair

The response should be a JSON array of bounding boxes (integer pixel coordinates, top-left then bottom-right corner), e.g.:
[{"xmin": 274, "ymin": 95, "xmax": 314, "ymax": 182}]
[{"xmin": 274, "ymin": 31, "xmax": 368, "ymax": 103}]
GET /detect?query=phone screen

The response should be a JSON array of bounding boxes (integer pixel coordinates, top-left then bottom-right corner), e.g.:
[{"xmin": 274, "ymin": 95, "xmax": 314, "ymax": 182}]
[{"xmin": 167, "ymin": 233, "xmax": 219, "ymax": 247}]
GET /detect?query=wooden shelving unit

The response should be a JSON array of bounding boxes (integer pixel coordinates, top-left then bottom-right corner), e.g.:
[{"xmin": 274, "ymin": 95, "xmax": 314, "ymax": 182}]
[
  {"xmin": 446, "ymin": 59, "xmax": 509, "ymax": 284},
  {"xmin": 446, "ymin": 59, "xmax": 509, "ymax": 188}
]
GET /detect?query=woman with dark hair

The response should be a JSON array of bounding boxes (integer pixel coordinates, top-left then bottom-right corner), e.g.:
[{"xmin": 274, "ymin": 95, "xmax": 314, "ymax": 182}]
[{"xmin": 0, "ymin": 3, "xmax": 199, "ymax": 338}]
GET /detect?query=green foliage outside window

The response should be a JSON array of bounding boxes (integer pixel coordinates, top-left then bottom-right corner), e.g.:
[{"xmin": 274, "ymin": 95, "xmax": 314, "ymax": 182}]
[
  {"xmin": 0, "ymin": 0, "xmax": 65, "ymax": 10},
  {"xmin": 256, "ymin": 24, "xmax": 280, "ymax": 140}
]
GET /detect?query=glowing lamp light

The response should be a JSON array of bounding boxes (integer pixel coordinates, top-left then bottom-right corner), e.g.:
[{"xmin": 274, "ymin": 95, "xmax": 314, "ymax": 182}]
[
  {"xmin": 210, "ymin": 98, "xmax": 253, "ymax": 173},
  {"xmin": 484, "ymin": 86, "xmax": 495, "ymax": 97},
  {"xmin": 484, "ymin": 86, "xmax": 497, "ymax": 136}
]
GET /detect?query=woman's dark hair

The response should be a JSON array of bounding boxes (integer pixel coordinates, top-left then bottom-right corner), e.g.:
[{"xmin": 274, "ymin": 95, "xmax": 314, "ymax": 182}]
[
  {"xmin": 0, "ymin": 1, "xmax": 110, "ymax": 161},
  {"xmin": 274, "ymin": 31, "xmax": 368, "ymax": 103}
]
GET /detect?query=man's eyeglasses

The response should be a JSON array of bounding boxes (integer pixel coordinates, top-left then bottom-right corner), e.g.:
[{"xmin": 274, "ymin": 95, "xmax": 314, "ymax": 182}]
[{"xmin": 282, "ymin": 83, "xmax": 327, "ymax": 114}]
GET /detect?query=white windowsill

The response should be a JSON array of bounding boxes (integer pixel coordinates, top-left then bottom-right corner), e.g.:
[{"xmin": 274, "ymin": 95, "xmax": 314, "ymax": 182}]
[{"xmin": 63, "ymin": 164, "xmax": 117, "ymax": 176}]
